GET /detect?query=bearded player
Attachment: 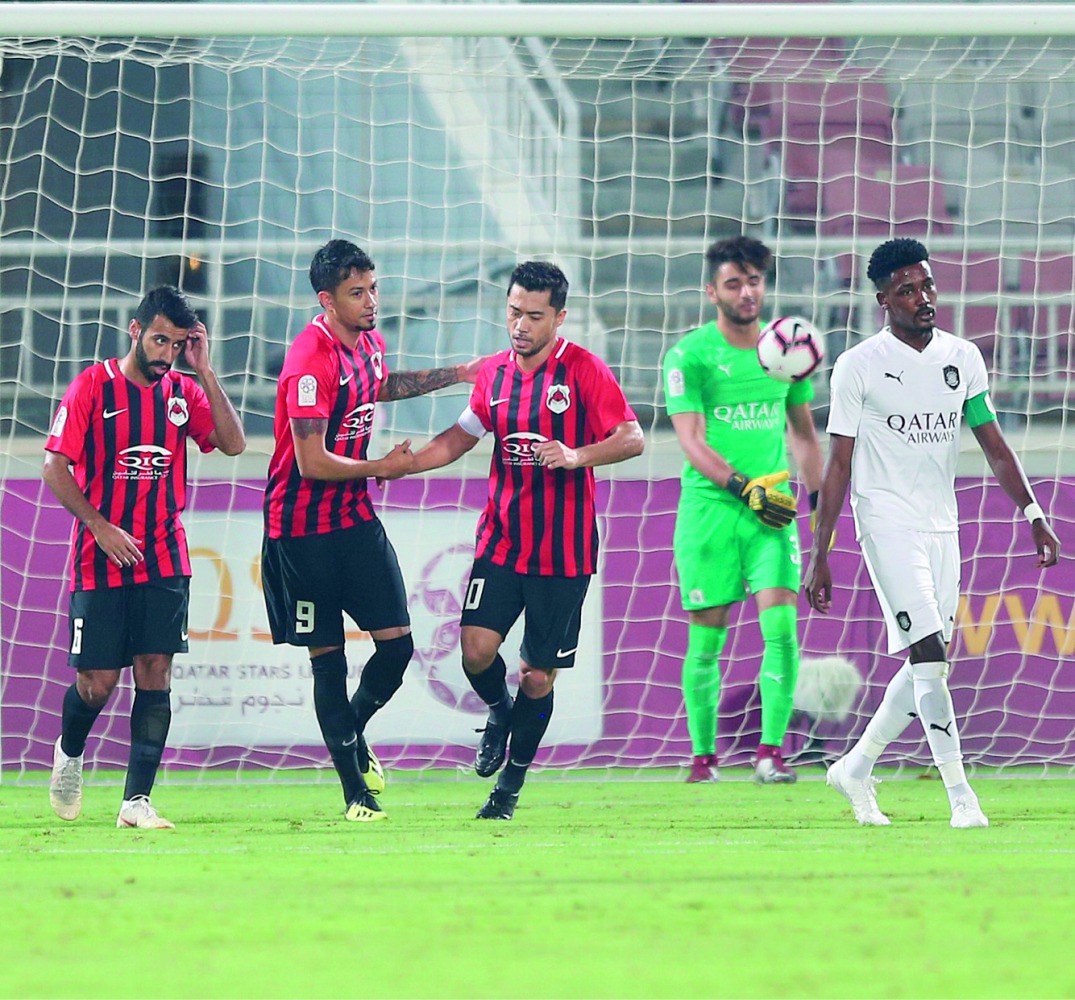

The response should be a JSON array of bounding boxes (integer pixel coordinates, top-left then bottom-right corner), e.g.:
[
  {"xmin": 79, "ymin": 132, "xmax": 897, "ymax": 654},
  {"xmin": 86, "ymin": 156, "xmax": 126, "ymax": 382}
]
[
  {"xmin": 662, "ymin": 236, "xmax": 824, "ymax": 784},
  {"xmin": 45, "ymin": 286, "xmax": 246, "ymax": 828}
]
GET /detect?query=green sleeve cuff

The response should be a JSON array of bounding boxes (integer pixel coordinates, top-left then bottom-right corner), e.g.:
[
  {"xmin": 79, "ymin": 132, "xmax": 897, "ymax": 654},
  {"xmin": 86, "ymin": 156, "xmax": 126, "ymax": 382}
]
[{"xmin": 963, "ymin": 391, "xmax": 997, "ymax": 428}]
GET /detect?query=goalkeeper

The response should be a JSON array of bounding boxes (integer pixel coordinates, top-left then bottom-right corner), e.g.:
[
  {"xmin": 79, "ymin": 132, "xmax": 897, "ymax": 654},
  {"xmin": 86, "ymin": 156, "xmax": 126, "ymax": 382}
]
[{"xmin": 662, "ymin": 236, "xmax": 824, "ymax": 784}]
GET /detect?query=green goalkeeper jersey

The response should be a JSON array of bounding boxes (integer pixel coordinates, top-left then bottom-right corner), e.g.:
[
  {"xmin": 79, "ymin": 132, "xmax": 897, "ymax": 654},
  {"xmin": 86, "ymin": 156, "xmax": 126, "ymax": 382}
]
[{"xmin": 662, "ymin": 319, "xmax": 815, "ymax": 500}]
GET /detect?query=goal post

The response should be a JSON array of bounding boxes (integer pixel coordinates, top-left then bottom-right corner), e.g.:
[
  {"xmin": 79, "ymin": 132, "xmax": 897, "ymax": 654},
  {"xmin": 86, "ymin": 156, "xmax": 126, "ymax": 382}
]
[
  {"xmin": 4, "ymin": 2, "xmax": 1075, "ymax": 37},
  {"xmin": 2, "ymin": 4, "xmax": 1073, "ymax": 782}
]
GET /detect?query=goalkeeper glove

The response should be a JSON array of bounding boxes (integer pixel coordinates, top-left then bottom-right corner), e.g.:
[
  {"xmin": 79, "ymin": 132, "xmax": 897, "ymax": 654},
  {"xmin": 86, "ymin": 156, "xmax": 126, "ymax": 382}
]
[{"xmin": 725, "ymin": 470, "xmax": 797, "ymax": 529}]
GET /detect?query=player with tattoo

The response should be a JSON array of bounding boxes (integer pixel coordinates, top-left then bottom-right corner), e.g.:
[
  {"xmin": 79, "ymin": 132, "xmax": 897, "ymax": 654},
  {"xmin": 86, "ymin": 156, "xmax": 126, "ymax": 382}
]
[{"xmin": 261, "ymin": 239, "xmax": 481, "ymax": 822}]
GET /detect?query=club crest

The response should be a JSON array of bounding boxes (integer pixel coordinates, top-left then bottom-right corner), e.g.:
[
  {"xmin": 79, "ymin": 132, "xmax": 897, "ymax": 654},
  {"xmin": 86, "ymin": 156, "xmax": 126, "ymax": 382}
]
[
  {"xmin": 167, "ymin": 396, "xmax": 189, "ymax": 427},
  {"xmin": 896, "ymin": 611, "xmax": 912, "ymax": 632},
  {"xmin": 546, "ymin": 383, "xmax": 571, "ymax": 414},
  {"xmin": 943, "ymin": 365, "xmax": 960, "ymax": 390}
]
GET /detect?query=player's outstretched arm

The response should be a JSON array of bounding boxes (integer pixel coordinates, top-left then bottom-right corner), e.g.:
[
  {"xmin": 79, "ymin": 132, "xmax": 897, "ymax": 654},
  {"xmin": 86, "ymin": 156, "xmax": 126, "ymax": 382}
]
[
  {"xmin": 534, "ymin": 419, "xmax": 644, "ymax": 471},
  {"xmin": 291, "ymin": 417, "xmax": 413, "ymax": 482},
  {"xmin": 803, "ymin": 433, "xmax": 855, "ymax": 613},
  {"xmin": 972, "ymin": 421, "xmax": 1061, "ymax": 567},
  {"xmin": 410, "ymin": 423, "xmax": 480, "ymax": 474},
  {"xmin": 381, "ymin": 358, "xmax": 486, "ymax": 401},
  {"xmin": 42, "ymin": 450, "xmax": 144, "ymax": 567}
]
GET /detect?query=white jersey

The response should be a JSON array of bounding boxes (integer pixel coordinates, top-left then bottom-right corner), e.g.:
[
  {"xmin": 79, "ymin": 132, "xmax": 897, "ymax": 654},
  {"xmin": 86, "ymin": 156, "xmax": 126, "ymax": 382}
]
[{"xmin": 827, "ymin": 326, "xmax": 990, "ymax": 536}]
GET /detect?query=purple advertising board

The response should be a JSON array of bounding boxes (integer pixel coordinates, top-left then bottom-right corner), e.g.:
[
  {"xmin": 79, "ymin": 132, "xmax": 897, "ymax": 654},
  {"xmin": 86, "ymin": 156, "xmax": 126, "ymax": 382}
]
[{"xmin": 2, "ymin": 475, "xmax": 1072, "ymax": 774}]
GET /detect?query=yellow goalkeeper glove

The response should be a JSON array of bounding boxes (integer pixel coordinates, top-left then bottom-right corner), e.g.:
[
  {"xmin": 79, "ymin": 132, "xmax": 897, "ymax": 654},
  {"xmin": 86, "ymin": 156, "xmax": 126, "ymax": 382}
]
[{"xmin": 725, "ymin": 470, "xmax": 796, "ymax": 529}]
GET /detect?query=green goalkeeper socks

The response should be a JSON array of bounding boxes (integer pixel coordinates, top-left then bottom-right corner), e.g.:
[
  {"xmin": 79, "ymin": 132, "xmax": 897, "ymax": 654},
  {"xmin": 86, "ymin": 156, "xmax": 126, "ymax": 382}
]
[
  {"xmin": 681, "ymin": 623, "xmax": 727, "ymax": 756},
  {"xmin": 758, "ymin": 604, "xmax": 800, "ymax": 747}
]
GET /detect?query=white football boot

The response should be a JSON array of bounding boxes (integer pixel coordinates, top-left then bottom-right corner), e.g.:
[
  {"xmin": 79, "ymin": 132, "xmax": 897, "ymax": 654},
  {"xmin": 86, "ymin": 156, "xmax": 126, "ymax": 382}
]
[
  {"xmin": 49, "ymin": 737, "xmax": 84, "ymax": 821},
  {"xmin": 950, "ymin": 792, "xmax": 989, "ymax": 828},
  {"xmin": 117, "ymin": 795, "xmax": 175, "ymax": 830},
  {"xmin": 826, "ymin": 756, "xmax": 891, "ymax": 826}
]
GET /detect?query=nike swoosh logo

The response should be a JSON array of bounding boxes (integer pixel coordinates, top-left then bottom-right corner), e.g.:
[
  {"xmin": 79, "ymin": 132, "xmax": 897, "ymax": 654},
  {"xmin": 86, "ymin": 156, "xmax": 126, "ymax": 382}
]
[
  {"xmin": 103, "ymin": 408, "xmax": 127, "ymax": 419},
  {"xmin": 340, "ymin": 373, "xmax": 354, "ymax": 386},
  {"xmin": 556, "ymin": 646, "xmax": 577, "ymax": 658},
  {"xmin": 490, "ymin": 397, "xmax": 511, "ymax": 407},
  {"xmin": 342, "ymin": 735, "xmax": 357, "ymax": 747},
  {"xmin": 181, "ymin": 631, "xmax": 189, "ymax": 642}
]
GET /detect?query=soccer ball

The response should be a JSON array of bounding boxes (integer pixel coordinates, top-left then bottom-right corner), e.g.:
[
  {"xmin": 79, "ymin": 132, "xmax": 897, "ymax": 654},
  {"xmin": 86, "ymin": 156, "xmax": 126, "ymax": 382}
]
[
  {"xmin": 756, "ymin": 316, "xmax": 825, "ymax": 383},
  {"xmin": 792, "ymin": 656, "xmax": 864, "ymax": 724}
]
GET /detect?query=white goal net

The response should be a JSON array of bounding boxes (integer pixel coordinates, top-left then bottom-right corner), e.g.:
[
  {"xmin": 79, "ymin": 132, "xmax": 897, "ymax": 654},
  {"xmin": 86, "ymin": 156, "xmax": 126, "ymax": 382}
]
[{"xmin": 1, "ymin": 4, "xmax": 1072, "ymax": 781}]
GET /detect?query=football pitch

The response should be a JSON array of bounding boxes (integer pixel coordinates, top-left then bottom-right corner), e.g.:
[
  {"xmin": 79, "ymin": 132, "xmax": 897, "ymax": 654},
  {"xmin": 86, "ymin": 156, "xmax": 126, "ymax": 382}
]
[{"xmin": 1, "ymin": 771, "xmax": 1072, "ymax": 999}]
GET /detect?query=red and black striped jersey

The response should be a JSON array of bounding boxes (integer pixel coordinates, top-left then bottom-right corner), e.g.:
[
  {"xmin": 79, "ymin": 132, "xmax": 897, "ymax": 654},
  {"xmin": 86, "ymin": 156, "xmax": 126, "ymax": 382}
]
[
  {"xmin": 465, "ymin": 338, "xmax": 636, "ymax": 577},
  {"xmin": 264, "ymin": 315, "xmax": 389, "ymax": 539},
  {"xmin": 44, "ymin": 359, "xmax": 217, "ymax": 591}
]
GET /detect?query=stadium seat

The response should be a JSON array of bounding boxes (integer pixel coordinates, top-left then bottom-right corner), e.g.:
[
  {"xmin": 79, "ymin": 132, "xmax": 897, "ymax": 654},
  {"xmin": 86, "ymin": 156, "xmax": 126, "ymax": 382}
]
[
  {"xmin": 893, "ymin": 79, "xmax": 1042, "ymax": 152},
  {"xmin": 927, "ymin": 252, "xmax": 1006, "ymax": 367},
  {"xmin": 1016, "ymin": 256, "xmax": 1074, "ymax": 381},
  {"xmin": 817, "ymin": 162, "xmax": 954, "ymax": 237}
]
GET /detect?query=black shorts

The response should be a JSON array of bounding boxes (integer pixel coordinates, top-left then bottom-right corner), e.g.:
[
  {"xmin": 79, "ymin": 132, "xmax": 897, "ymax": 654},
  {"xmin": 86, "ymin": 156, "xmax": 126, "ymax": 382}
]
[
  {"xmin": 68, "ymin": 578, "xmax": 190, "ymax": 670},
  {"xmin": 261, "ymin": 518, "xmax": 410, "ymax": 648},
  {"xmin": 459, "ymin": 558, "xmax": 590, "ymax": 670}
]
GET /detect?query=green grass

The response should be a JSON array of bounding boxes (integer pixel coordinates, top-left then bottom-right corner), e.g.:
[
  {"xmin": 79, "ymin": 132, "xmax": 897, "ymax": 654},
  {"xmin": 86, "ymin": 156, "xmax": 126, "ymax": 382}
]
[{"xmin": 1, "ymin": 770, "xmax": 1073, "ymax": 999}]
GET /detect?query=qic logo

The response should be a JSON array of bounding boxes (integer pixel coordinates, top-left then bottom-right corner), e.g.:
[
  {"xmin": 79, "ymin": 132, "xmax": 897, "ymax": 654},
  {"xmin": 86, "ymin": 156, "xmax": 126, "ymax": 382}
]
[
  {"xmin": 335, "ymin": 403, "xmax": 375, "ymax": 441},
  {"xmin": 501, "ymin": 431, "xmax": 548, "ymax": 465},
  {"xmin": 115, "ymin": 445, "xmax": 172, "ymax": 479}
]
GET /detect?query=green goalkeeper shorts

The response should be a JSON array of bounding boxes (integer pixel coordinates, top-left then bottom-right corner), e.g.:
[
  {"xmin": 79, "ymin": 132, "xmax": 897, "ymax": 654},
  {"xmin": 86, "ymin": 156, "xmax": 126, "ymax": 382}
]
[{"xmin": 673, "ymin": 490, "xmax": 802, "ymax": 610}]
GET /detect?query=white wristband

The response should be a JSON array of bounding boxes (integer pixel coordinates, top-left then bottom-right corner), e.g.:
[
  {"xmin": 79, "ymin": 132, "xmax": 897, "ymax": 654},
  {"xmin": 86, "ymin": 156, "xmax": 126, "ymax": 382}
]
[{"xmin": 1023, "ymin": 502, "xmax": 1045, "ymax": 524}]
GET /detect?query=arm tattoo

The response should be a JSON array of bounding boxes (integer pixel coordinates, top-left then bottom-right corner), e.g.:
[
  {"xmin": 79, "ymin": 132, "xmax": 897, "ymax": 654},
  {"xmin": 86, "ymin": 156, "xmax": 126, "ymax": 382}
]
[
  {"xmin": 292, "ymin": 417, "xmax": 328, "ymax": 440},
  {"xmin": 382, "ymin": 367, "xmax": 459, "ymax": 401}
]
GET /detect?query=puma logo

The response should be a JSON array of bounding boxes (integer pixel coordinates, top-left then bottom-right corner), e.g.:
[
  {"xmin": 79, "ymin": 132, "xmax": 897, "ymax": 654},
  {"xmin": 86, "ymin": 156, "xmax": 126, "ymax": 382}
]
[
  {"xmin": 929, "ymin": 721, "xmax": 953, "ymax": 737},
  {"xmin": 884, "ymin": 371, "xmax": 904, "ymax": 384}
]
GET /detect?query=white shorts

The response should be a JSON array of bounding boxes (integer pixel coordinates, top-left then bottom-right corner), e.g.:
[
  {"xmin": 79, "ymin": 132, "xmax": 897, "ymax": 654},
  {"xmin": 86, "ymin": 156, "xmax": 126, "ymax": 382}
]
[{"xmin": 860, "ymin": 531, "xmax": 961, "ymax": 655}]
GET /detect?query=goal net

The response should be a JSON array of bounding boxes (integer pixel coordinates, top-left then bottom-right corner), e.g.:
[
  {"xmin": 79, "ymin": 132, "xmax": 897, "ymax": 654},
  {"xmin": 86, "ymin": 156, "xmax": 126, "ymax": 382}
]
[{"xmin": 2, "ymin": 4, "xmax": 1072, "ymax": 782}]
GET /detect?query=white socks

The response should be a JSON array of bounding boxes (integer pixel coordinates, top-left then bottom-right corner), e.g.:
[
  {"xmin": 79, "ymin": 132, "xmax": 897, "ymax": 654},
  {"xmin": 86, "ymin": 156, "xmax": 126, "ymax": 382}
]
[
  {"xmin": 911, "ymin": 660, "xmax": 972, "ymax": 806},
  {"xmin": 844, "ymin": 659, "xmax": 916, "ymax": 780},
  {"xmin": 845, "ymin": 657, "xmax": 973, "ymax": 808}
]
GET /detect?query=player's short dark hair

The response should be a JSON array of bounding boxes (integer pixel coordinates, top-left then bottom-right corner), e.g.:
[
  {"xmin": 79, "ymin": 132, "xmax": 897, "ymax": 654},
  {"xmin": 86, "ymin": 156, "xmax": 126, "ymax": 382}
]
[
  {"xmin": 508, "ymin": 261, "xmax": 569, "ymax": 312},
  {"xmin": 309, "ymin": 239, "xmax": 376, "ymax": 294},
  {"xmin": 867, "ymin": 238, "xmax": 930, "ymax": 290},
  {"xmin": 133, "ymin": 285, "xmax": 197, "ymax": 332},
  {"xmin": 705, "ymin": 235, "xmax": 772, "ymax": 279}
]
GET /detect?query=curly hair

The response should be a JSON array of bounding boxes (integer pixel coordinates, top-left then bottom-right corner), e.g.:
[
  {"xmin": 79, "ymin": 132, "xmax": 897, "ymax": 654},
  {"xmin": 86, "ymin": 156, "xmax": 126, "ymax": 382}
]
[
  {"xmin": 866, "ymin": 238, "xmax": 929, "ymax": 290},
  {"xmin": 704, "ymin": 235, "xmax": 772, "ymax": 279}
]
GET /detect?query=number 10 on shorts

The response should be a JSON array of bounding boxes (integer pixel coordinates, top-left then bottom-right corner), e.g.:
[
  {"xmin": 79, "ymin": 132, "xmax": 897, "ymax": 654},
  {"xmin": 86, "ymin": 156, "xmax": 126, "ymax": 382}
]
[{"xmin": 464, "ymin": 578, "xmax": 485, "ymax": 610}]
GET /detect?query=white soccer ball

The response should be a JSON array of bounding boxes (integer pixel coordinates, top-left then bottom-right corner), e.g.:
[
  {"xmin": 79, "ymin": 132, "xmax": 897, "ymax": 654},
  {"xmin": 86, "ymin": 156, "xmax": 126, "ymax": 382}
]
[
  {"xmin": 792, "ymin": 655, "xmax": 864, "ymax": 724},
  {"xmin": 756, "ymin": 315, "xmax": 825, "ymax": 383}
]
